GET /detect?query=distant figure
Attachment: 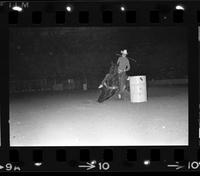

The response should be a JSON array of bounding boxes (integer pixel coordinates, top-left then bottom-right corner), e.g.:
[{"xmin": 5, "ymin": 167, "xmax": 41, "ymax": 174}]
[{"xmin": 117, "ymin": 49, "xmax": 130, "ymax": 99}]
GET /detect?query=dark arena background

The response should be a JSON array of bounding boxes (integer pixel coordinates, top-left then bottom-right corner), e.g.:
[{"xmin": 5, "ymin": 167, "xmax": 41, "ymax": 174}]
[
  {"xmin": 9, "ymin": 27, "xmax": 188, "ymax": 146},
  {"xmin": 199, "ymin": 26, "xmax": 200, "ymax": 144}
]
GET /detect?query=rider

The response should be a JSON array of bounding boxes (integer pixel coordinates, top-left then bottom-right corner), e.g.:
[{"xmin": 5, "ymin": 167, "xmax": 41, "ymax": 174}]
[{"xmin": 117, "ymin": 49, "xmax": 130, "ymax": 99}]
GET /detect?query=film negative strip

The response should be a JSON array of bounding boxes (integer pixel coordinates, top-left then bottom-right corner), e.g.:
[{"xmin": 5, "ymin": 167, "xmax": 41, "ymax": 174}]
[{"xmin": 0, "ymin": 0, "xmax": 199, "ymax": 173}]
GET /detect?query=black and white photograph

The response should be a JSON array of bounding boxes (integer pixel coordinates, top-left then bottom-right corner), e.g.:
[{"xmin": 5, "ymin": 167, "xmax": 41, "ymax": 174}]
[
  {"xmin": 0, "ymin": 107, "xmax": 1, "ymax": 146},
  {"xmin": 9, "ymin": 27, "xmax": 188, "ymax": 146},
  {"xmin": 198, "ymin": 27, "xmax": 200, "ymax": 145}
]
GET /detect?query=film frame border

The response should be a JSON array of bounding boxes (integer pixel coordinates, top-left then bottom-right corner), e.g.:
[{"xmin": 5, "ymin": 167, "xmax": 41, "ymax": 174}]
[{"xmin": 0, "ymin": 0, "xmax": 199, "ymax": 172}]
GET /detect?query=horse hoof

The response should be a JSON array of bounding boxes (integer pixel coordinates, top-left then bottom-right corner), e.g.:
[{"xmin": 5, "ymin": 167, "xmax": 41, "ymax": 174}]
[{"xmin": 98, "ymin": 84, "xmax": 103, "ymax": 89}]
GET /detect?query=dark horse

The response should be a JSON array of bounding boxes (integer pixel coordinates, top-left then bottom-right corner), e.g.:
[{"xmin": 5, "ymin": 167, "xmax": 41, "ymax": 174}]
[{"xmin": 97, "ymin": 62, "xmax": 129, "ymax": 103}]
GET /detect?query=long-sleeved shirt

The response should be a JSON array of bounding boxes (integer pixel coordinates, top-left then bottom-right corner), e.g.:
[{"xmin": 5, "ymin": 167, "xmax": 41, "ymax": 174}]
[{"xmin": 117, "ymin": 56, "xmax": 130, "ymax": 72}]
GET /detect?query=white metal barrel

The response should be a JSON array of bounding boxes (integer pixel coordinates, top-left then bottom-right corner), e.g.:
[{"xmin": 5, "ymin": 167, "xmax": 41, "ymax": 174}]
[{"xmin": 129, "ymin": 75, "xmax": 147, "ymax": 103}]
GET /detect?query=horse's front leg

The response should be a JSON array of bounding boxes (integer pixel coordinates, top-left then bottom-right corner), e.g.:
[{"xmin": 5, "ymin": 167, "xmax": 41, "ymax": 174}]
[{"xmin": 126, "ymin": 79, "xmax": 130, "ymax": 92}]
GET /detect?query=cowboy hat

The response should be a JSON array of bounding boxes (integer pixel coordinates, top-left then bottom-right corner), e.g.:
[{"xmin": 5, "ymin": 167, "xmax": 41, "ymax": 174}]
[{"xmin": 121, "ymin": 49, "xmax": 128, "ymax": 55}]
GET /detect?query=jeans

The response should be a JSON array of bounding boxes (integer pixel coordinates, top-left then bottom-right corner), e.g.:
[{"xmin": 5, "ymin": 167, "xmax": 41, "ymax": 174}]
[{"xmin": 118, "ymin": 71, "xmax": 127, "ymax": 98}]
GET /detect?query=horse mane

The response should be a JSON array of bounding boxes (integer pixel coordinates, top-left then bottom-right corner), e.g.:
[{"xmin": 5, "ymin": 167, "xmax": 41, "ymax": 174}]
[
  {"xmin": 109, "ymin": 62, "xmax": 118, "ymax": 75},
  {"xmin": 104, "ymin": 62, "xmax": 119, "ymax": 89}
]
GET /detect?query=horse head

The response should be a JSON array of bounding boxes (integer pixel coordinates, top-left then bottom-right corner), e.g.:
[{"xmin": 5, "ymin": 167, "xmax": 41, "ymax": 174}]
[{"xmin": 109, "ymin": 61, "xmax": 118, "ymax": 75}]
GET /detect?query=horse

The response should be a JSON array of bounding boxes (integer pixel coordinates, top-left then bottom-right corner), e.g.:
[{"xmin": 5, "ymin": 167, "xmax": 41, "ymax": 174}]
[{"xmin": 97, "ymin": 62, "xmax": 129, "ymax": 103}]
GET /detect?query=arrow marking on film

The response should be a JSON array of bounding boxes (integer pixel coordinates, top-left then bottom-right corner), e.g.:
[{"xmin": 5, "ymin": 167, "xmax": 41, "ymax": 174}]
[
  {"xmin": 167, "ymin": 162, "xmax": 185, "ymax": 170},
  {"xmin": 78, "ymin": 162, "xmax": 96, "ymax": 170}
]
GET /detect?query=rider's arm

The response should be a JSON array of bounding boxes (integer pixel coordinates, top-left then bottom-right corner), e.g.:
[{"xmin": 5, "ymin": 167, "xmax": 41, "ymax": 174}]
[{"xmin": 126, "ymin": 60, "xmax": 130, "ymax": 71}]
